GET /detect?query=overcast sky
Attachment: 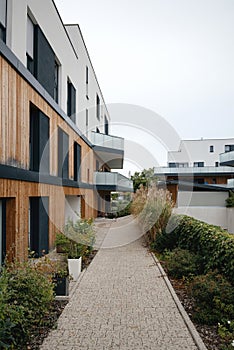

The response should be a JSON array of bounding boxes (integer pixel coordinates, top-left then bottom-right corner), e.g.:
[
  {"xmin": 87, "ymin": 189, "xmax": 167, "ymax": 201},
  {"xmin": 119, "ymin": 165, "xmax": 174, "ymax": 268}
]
[{"xmin": 54, "ymin": 0, "xmax": 234, "ymax": 173}]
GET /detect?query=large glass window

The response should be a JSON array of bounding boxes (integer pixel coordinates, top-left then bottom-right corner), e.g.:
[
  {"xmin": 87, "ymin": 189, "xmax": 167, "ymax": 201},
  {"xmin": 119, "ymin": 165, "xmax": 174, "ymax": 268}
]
[
  {"xmin": 29, "ymin": 104, "xmax": 50, "ymax": 173},
  {"xmin": 26, "ymin": 16, "xmax": 59, "ymax": 101},
  {"xmin": 29, "ymin": 197, "xmax": 49, "ymax": 258}
]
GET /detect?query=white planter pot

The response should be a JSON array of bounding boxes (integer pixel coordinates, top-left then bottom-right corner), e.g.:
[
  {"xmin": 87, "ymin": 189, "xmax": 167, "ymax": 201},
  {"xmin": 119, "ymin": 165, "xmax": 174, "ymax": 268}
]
[{"xmin": 68, "ymin": 257, "xmax": 82, "ymax": 281}]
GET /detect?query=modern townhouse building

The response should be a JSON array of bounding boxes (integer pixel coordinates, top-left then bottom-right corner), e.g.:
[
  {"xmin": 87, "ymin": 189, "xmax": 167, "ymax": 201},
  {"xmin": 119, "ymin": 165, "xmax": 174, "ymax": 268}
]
[
  {"xmin": 0, "ymin": 0, "xmax": 133, "ymax": 263},
  {"xmin": 154, "ymin": 138, "xmax": 234, "ymax": 203}
]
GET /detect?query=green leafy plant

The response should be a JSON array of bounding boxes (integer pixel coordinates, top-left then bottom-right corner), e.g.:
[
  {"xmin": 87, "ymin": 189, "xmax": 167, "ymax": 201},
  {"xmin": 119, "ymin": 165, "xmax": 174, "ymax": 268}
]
[
  {"xmin": 161, "ymin": 248, "xmax": 202, "ymax": 279},
  {"xmin": 188, "ymin": 271, "xmax": 234, "ymax": 325},
  {"xmin": 0, "ymin": 261, "xmax": 54, "ymax": 348},
  {"xmin": 62, "ymin": 218, "xmax": 95, "ymax": 259}
]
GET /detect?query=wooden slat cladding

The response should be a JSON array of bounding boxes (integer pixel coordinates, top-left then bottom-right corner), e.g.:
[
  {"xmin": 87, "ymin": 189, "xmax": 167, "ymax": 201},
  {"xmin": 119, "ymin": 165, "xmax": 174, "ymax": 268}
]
[
  {"xmin": 0, "ymin": 179, "xmax": 96, "ymax": 260},
  {"xmin": 0, "ymin": 56, "xmax": 94, "ymax": 181},
  {"xmin": 0, "ymin": 56, "xmax": 98, "ymax": 261}
]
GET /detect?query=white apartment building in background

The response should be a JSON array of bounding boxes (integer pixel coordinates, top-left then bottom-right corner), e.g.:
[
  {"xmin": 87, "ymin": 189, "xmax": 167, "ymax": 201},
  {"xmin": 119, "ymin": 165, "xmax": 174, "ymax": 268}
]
[
  {"xmin": 154, "ymin": 138, "xmax": 234, "ymax": 204},
  {"xmin": 168, "ymin": 138, "xmax": 234, "ymax": 168}
]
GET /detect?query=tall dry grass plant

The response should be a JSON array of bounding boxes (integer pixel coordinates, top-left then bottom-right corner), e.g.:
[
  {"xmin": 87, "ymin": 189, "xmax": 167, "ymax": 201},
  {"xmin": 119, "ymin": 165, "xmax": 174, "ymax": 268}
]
[{"xmin": 131, "ymin": 184, "xmax": 174, "ymax": 242}]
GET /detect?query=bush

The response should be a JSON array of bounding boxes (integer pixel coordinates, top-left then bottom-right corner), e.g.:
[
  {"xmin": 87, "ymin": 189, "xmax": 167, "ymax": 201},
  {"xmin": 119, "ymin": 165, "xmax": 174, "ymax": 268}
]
[
  {"xmin": 162, "ymin": 248, "xmax": 202, "ymax": 279},
  {"xmin": 152, "ymin": 215, "xmax": 234, "ymax": 285},
  {"xmin": 0, "ymin": 262, "xmax": 54, "ymax": 348},
  {"xmin": 188, "ymin": 271, "xmax": 234, "ymax": 325},
  {"xmin": 151, "ymin": 215, "xmax": 182, "ymax": 253}
]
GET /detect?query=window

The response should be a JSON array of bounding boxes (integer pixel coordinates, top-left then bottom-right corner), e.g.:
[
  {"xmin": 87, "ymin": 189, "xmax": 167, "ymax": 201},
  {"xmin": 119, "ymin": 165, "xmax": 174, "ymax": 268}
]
[
  {"xmin": 67, "ymin": 79, "xmax": 76, "ymax": 123},
  {"xmin": 29, "ymin": 197, "xmax": 49, "ymax": 258},
  {"xmin": 104, "ymin": 116, "xmax": 109, "ymax": 135},
  {"xmin": 26, "ymin": 19, "xmax": 58, "ymax": 100},
  {"xmin": 27, "ymin": 15, "xmax": 35, "ymax": 74},
  {"xmin": 168, "ymin": 162, "xmax": 188, "ymax": 168},
  {"xmin": 58, "ymin": 127, "xmax": 69, "ymax": 179},
  {"xmin": 194, "ymin": 162, "xmax": 204, "ymax": 167},
  {"xmin": 212, "ymin": 178, "xmax": 217, "ymax": 184},
  {"xmin": 225, "ymin": 145, "xmax": 234, "ymax": 153},
  {"xmin": 74, "ymin": 142, "xmax": 81, "ymax": 182},
  {"xmin": 86, "ymin": 109, "xmax": 89, "ymax": 134},
  {"xmin": 210, "ymin": 145, "xmax": 214, "ymax": 153},
  {"xmin": 86, "ymin": 66, "xmax": 89, "ymax": 99},
  {"xmin": 87, "ymin": 169, "xmax": 90, "ymax": 183},
  {"xmin": 96, "ymin": 94, "xmax": 100, "ymax": 120},
  {"xmin": 29, "ymin": 104, "xmax": 50, "ymax": 173},
  {"xmin": 96, "ymin": 160, "xmax": 99, "ymax": 171},
  {"xmin": 54, "ymin": 61, "xmax": 59, "ymax": 103},
  {"xmin": 215, "ymin": 162, "xmax": 219, "ymax": 167},
  {"xmin": 0, "ymin": 199, "xmax": 6, "ymax": 265}
]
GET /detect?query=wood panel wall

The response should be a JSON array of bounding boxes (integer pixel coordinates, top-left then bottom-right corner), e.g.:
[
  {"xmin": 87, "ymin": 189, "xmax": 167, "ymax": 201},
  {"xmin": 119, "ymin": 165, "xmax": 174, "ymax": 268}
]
[
  {"xmin": 0, "ymin": 56, "xmax": 95, "ymax": 183},
  {"xmin": 0, "ymin": 56, "xmax": 98, "ymax": 260}
]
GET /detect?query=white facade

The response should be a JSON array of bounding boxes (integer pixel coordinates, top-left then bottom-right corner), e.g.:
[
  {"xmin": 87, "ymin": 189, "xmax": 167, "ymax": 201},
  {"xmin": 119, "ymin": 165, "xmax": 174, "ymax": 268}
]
[
  {"xmin": 168, "ymin": 138, "xmax": 234, "ymax": 167},
  {"xmin": 4, "ymin": 0, "xmax": 110, "ymax": 139}
]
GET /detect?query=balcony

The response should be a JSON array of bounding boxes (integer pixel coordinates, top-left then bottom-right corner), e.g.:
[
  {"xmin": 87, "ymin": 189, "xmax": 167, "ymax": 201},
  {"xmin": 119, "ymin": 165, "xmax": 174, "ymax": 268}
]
[
  {"xmin": 154, "ymin": 166, "xmax": 234, "ymax": 176},
  {"xmin": 91, "ymin": 132, "xmax": 124, "ymax": 169},
  {"xmin": 94, "ymin": 172, "xmax": 133, "ymax": 192},
  {"xmin": 220, "ymin": 151, "xmax": 234, "ymax": 167}
]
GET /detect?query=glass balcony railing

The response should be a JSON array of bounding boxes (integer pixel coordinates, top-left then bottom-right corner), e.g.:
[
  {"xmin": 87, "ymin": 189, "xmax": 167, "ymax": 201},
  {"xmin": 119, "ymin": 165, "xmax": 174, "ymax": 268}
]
[
  {"xmin": 154, "ymin": 166, "xmax": 234, "ymax": 175},
  {"xmin": 91, "ymin": 132, "xmax": 124, "ymax": 151},
  {"xmin": 220, "ymin": 151, "xmax": 234, "ymax": 167},
  {"xmin": 94, "ymin": 172, "xmax": 133, "ymax": 192}
]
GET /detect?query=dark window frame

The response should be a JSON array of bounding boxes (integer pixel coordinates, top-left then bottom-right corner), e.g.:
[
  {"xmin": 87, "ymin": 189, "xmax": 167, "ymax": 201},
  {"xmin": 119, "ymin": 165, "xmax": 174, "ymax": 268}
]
[
  {"xmin": 225, "ymin": 145, "xmax": 234, "ymax": 153},
  {"xmin": 86, "ymin": 66, "xmax": 89, "ymax": 99},
  {"xmin": 29, "ymin": 103, "xmax": 50, "ymax": 174},
  {"xmin": 74, "ymin": 142, "xmax": 81, "ymax": 182},
  {"xmin": 0, "ymin": 199, "xmax": 6, "ymax": 265},
  {"xmin": 194, "ymin": 162, "xmax": 204, "ymax": 167},
  {"xmin": 96, "ymin": 94, "xmax": 100, "ymax": 120},
  {"xmin": 210, "ymin": 145, "xmax": 214, "ymax": 153},
  {"xmin": 58, "ymin": 127, "xmax": 69, "ymax": 179},
  {"xmin": 29, "ymin": 197, "xmax": 49, "ymax": 258},
  {"xmin": 104, "ymin": 115, "xmax": 109, "ymax": 135},
  {"xmin": 67, "ymin": 79, "xmax": 76, "ymax": 123}
]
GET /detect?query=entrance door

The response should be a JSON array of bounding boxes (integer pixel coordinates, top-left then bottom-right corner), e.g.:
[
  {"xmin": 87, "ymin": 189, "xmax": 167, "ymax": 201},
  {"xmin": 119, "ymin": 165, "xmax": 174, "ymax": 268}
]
[{"xmin": 0, "ymin": 200, "xmax": 6, "ymax": 265}]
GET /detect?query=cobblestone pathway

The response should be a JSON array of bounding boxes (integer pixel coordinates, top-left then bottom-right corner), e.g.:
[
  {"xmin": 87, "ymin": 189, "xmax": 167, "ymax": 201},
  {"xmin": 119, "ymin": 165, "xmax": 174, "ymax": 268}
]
[{"xmin": 40, "ymin": 216, "xmax": 206, "ymax": 350}]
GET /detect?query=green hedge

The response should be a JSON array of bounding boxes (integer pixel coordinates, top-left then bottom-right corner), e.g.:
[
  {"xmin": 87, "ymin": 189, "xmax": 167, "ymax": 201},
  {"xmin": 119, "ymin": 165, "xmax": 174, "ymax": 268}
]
[{"xmin": 153, "ymin": 215, "xmax": 234, "ymax": 285}]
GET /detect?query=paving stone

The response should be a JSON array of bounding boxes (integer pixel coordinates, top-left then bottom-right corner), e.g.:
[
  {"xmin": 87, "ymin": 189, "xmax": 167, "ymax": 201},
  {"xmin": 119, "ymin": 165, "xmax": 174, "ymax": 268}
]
[{"xmin": 40, "ymin": 216, "xmax": 206, "ymax": 350}]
